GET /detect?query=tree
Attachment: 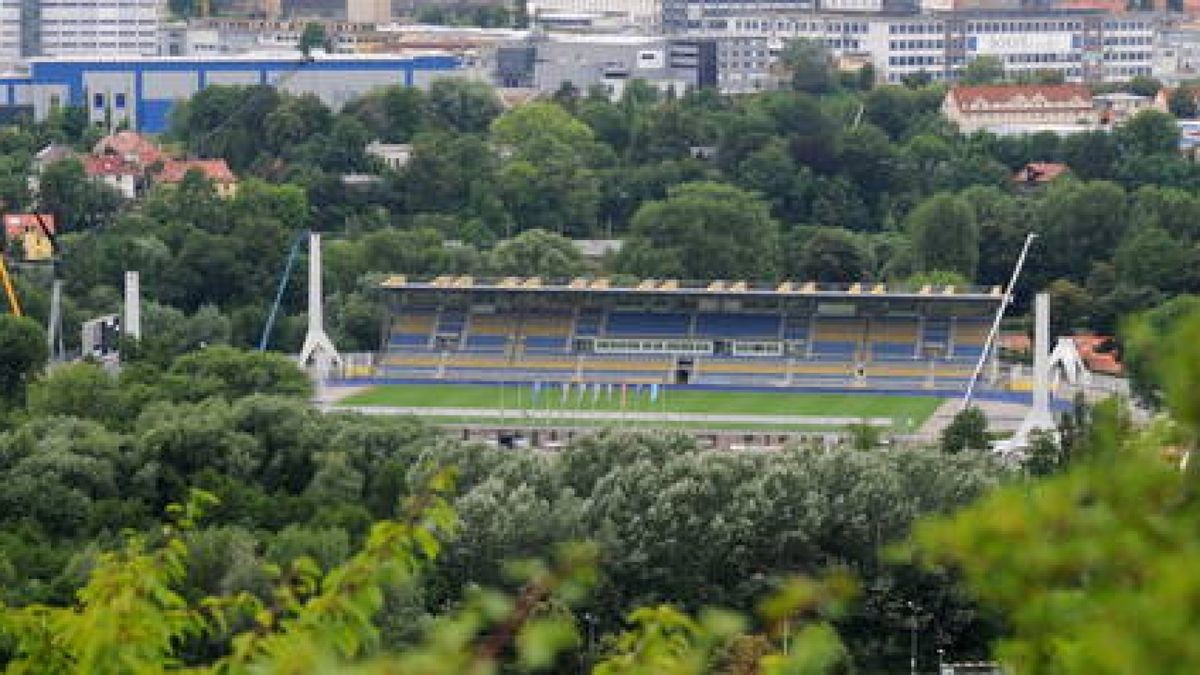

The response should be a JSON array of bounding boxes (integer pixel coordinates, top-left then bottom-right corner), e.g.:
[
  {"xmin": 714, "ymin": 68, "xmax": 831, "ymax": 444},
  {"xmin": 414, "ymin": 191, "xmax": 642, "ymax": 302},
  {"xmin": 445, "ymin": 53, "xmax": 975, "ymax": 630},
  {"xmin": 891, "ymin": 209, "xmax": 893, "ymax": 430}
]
[
  {"xmin": 1167, "ymin": 87, "xmax": 1198, "ymax": 118},
  {"xmin": 343, "ymin": 86, "xmax": 428, "ymax": 143},
  {"xmin": 1060, "ymin": 130, "xmax": 1118, "ymax": 180},
  {"xmin": 426, "ymin": 79, "xmax": 503, "ymax": 134},
  {"xmin": 0, "ymin": 314, "xmax": 47, "ymax": 409},
  {"xmin": 1114, "ymin": 225, "xmax": 1192, "ymax": 293},
  {"xmin": 787, "ymin": 227, "xmax": 874, "ymax": 282},
  {"xmin": 1126, "ymin": 74, "xmax": 1163, "ymax": 98},
  {"xmin": 940, "ymin": 407, "xmax": 988, "ymax": 453},
  {"xmin": 1122, "ymin": 295, "xmax": 1200, "ymax": 405},
  {"xmin": 961, "ymin": 56, "xmax": 1004, "ymax": 85},
  {"xmin": 26, "ymin": 362, "xmax": 121, "ymax": 424},
  {"xmin": 489, "ymin": 229, "xmax": 585, "ymax": 278},
  {"xmin": 907, "ymin": 319, "xmax": 1200, "ymax": 675},
  {"xmin": 781, "ymin": 39, "xmax": 837, "ymax": 94},
  {"xmin": 617, "ymin": 182, "xmax": 781, "ymax": 280},
  {"xmin": 1118, "ymin": 110, "xmax": 1180, "ymax": 156},
  {"xmin": 167, "ymin": 346, "xmax": 312, "ymax": 401},
  {"xmin": 37, "ymin": 158, "xmax": 123, "ymax": 231},
  {"xmin": 298, "ymin": 22, "xmax": 327, "ymax": 57},
  {"xmin": 1046, "ymin": 278, "xmax": 1093, "ymax": 338},
  {"xmin": 960, "ymin": 185, "xmax": 1029, "ymax": 287},
  {"xmin": 1034, "ymin": 180, "xmax": 1128, "ymax": 283},
  {"xmin": 906, "ymin": 193, "xmax": 979, "ymax": 279}
]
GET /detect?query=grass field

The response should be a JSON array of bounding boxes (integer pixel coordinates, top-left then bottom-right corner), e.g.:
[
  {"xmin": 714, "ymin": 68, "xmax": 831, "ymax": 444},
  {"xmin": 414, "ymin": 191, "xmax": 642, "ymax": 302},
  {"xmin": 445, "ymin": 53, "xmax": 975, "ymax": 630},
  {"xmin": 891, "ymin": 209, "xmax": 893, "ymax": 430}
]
[{"xmin": 339, "ymin": 384, "xmax": 942, "ymax": 429}]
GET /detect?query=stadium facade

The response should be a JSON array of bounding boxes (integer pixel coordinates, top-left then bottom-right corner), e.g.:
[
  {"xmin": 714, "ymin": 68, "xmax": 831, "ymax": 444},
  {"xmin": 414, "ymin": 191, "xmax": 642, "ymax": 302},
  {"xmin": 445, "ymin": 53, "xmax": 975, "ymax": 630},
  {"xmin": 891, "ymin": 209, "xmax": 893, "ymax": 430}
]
[
  {"xmin": 377, "ymin": 275, "xmax": 1004, "ymax": 391},
  {"xmin": 0, "ymin": 52, "xmax": 463, "ymax": 133}
]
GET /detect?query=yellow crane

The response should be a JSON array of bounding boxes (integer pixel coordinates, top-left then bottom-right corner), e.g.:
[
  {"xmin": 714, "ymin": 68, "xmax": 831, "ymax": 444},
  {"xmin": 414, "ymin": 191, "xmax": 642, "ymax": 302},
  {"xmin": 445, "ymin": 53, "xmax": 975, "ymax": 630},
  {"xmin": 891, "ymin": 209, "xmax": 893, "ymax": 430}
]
[{"xmin": 0, "ymin": 255, "xmax": 21, "ymax": 316}]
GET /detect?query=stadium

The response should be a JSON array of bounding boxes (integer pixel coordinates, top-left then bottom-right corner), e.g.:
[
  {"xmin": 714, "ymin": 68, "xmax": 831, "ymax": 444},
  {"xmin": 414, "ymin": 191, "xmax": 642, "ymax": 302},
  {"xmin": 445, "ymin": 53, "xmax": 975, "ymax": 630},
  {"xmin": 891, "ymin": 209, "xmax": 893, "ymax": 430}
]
[{"xmin": 335, "ymin": 274, "xmax": 1011, "ymax": 446}]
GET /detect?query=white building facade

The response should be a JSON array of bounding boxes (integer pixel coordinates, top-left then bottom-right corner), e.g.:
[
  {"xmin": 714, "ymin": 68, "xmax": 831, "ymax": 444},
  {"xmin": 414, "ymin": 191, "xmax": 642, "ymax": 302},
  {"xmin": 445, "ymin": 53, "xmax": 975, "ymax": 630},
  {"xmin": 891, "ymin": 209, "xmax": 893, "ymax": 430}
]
[
  {"xmin": 530, "ymin": 0, "xmax": 663, "ymax": 31},
  {"xmin": 674, "ymin": 10, "xmax": 1157, "ymax": 92},
  {"xmin": 37, "ymin": 0, "xmax": 164, "ymax": 57}
]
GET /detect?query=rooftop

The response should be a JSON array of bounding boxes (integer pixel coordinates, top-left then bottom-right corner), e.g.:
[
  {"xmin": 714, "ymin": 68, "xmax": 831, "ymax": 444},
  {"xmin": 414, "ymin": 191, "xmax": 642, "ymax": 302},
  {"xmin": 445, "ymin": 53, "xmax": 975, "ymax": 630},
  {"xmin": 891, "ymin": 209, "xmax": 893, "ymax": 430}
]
[
  {"xmin": 157, "ymin": 159, "xmax": 237, "ymax": 184},
  {"xmin": 1014, "ymin": 162, "xmax": 1070, "ymax": 184},
  {"xmin": 83, "ymin": 155, "xmax": 140, "ymax": 177},
  {"xmin": 948, "ymin": 83, "xmax": 1094, "ymax": 110},
  {"xmin": 378, "ymin": 275, "xmax": 1005, "ymax": 300}
]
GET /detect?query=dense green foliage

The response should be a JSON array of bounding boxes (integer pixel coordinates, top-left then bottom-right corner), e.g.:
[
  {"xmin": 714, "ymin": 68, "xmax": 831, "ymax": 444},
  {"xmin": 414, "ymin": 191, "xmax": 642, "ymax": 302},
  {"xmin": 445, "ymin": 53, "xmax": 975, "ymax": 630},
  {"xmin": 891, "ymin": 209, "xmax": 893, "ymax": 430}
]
[
  {"xmin": 907, "ymin": 311, "xmax": 1200, "ymax": 674},
  {"xmin": 4, "ymin": 75, "xmax": 1198, "ymax": 357},
  {"xmin": 0, "ymin": 349, "xmax": 1009, "ymax": 671}
]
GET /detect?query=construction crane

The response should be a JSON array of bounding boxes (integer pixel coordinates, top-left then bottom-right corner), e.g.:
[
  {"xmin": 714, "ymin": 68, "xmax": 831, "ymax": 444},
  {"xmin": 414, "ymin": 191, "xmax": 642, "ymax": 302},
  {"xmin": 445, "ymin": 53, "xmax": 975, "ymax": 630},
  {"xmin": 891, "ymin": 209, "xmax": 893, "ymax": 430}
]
[{"xmin": 0, "ymin": 255, "xmax": 20, "ymax": 316}]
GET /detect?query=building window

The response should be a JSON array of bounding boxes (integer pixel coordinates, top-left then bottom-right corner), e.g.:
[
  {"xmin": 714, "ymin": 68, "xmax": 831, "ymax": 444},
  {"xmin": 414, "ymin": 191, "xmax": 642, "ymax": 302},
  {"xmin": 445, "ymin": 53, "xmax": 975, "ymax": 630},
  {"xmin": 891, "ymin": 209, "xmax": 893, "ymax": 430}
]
[
  {"xmin": 114, "ymin": 93, "xmax": 126, "ymax": 109},
  {"xmin": 93, "ymin": 93, "xmax": 105, "ymax": 109}
]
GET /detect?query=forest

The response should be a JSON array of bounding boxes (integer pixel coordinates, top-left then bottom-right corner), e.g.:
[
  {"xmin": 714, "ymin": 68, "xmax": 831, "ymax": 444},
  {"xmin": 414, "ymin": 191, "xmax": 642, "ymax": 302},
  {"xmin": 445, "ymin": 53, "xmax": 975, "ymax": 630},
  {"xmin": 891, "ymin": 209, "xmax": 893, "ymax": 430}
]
[{"xmin": 0, "ymin": 310, "xmax": 1197, "ymax": 672}]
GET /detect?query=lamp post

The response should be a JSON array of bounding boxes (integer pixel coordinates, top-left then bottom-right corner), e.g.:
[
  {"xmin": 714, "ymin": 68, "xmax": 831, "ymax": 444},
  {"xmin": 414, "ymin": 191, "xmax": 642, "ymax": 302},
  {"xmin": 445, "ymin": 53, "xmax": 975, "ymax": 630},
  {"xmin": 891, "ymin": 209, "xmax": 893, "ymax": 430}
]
[{"xmin": 907, "ymin": 601, "xmax": 918, "ymax": 675}]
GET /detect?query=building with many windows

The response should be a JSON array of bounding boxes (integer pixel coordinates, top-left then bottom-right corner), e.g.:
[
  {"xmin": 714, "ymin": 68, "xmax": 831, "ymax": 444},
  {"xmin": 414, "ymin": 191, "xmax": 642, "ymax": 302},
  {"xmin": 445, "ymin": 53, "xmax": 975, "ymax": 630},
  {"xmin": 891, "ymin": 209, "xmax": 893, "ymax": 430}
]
[
  {"xmin": 673, "ymin": 10, "xmax": 1158, "ymax": 91},
  {"xmin": 0, "ymin": 0, "xmax": 165, "ymax": 58},
  {"xmin": 942, "ymin": 83, "xmax": 1098, "ymax": 133}
]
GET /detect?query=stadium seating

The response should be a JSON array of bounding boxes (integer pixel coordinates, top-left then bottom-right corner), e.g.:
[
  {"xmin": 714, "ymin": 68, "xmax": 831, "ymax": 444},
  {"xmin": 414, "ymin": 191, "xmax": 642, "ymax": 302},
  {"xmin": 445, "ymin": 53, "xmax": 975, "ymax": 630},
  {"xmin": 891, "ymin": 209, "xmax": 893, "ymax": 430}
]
[
  {"xmin": 868, "ymin": 317, "xmax": 919, "ymax": 361},
  {"xmin": 694, "ymin": 313, "xmax": 781, "ymax": 339},
  {"xmin": 435, "ymin": 310, "xmax": 467, "ymax": 341},
  {"xmin": 388, "ymin": 311, "xmax": 436, "ymax": 349},
  {"xmin": 810, "ymin": 317, "xmax": 866, "ymax": 360},
  {"xmin": 574, "ymin": 308, "xmax": 605, "ymax": 338},
  {"xmin": 920, "ymin": 317, "xmax": 951, "ymax": 357},
  {"xmin": 520, "ymin": 314, "xmax": 573, "ymax": 353},
  {"xmin": 606, "ymin": 312, "xmax": 690, "ymax": 337},
  {"xmin": 462, "ymin": 314, "xmax": 514, "ymax": 352},
  {"xmin": 952, "ymin": 318, "xmax": 990, "ymax": 361},
  {"xmin": 376, "ymin": 287, "xmax": 998, "ymax": 392}
]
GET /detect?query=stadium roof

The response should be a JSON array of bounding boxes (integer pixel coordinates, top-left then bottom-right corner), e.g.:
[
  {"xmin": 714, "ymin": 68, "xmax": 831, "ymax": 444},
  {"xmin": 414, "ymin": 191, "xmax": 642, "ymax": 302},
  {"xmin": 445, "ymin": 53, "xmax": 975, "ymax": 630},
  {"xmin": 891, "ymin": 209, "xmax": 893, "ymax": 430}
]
[{"xmin": 379, "ymin": 276, "xmax": 1005, "ymax": 300}]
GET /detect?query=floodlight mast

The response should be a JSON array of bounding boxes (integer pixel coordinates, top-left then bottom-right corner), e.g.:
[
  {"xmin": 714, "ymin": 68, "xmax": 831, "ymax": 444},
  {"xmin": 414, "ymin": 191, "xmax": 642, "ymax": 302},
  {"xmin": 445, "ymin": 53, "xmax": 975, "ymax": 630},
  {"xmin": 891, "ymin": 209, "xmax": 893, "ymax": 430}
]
[{"xmin": 961, "ymin": 232, "xmax": 1037, "ymax": 410}]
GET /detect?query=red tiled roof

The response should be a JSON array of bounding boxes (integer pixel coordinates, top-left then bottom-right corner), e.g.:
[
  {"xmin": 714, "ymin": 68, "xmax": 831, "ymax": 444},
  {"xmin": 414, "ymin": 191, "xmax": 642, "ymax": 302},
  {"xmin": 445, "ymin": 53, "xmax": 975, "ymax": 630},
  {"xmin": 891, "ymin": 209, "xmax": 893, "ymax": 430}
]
[
  {"xmin": 1014, "ymin": 162, "xmax": 1070, "ymax": 184},
  {"xmin": 949, "ymin": 84, "xmax": 1094, "ymax": 112},
  {"xmin": 156, "ymin": 159, "xmax": 237, "ymax": 184},
  {"xmin": 999, "ymin": 333, "xmax": 1031, "ymax": 352},
  {"xmin": 3, "ymin": 214, "xmax": 55, "ymax": 240},
  {"xmin": 94, "ymin": 131, "xmax": 165, "ymax": 166},
  {"xmin": 83, "ymin": 155, "xmax": 140, "ymax": 177},
  {"xmin": 1071, "ymin": 334, "xmax": 1123, "ymax": 376}
]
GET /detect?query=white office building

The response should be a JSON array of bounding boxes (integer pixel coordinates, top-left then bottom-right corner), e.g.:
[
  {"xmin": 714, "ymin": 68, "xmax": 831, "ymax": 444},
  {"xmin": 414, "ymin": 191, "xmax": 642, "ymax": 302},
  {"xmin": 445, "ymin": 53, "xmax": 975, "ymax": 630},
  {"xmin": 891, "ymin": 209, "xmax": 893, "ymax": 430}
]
[
  {"xmin": 529, "ymin": 0, "xmax": 663, "ymax": 30},
  {"xmin": 678, "ymin": 10, "xmax": 1157, "ymax": 92},
  {"xmin": 37, "ymin": 0, "xmax": 165, "ymax": 56},
  {"xmin": 0, "ymin": 0, "xmax": 166, "ymax": 59}
]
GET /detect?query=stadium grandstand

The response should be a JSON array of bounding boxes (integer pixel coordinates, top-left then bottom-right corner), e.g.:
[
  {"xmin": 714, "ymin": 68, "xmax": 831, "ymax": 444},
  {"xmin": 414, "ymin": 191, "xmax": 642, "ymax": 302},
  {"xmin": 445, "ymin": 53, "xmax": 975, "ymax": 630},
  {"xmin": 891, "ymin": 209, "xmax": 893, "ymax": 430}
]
[{"xmin": 375, "ymin": 276, "xmax": 1004, "ymax": 391}]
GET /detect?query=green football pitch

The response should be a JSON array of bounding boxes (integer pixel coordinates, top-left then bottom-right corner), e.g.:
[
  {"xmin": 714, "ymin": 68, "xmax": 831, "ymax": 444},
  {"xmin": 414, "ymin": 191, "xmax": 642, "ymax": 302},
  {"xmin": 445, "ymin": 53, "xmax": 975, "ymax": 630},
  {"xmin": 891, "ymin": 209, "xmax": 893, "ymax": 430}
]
[{"xmin": 339, "ymin": 384, "xmax": 942, "ymax": 429}]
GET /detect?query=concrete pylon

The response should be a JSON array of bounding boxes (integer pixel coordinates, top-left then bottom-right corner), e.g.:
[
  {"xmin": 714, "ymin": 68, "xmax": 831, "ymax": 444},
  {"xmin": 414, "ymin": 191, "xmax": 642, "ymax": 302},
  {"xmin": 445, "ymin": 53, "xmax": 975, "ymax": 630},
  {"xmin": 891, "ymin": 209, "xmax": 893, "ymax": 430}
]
[
  {"xmin": 298, "ymin": 233, "xmax": 342, "ymax": 369},
  {"xmin": 123, "ymin": 271, "xmax": 141, "ymax": 341},
  {"xmin": 1012, "ymin": 292, "xmax": 1056, "ymax": 448}
]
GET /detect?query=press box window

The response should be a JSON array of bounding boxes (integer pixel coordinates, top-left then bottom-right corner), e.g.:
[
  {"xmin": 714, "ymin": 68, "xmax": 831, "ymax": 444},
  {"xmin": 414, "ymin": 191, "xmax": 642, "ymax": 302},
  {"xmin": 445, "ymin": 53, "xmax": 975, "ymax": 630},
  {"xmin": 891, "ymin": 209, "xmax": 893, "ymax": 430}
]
[
  {"xmin": 93, "ymin": 93, "xmax": 105, "ymax": 109},
  {"xmin": 114, "ymin": 93, "xmax": 126, "ymax": 109}
]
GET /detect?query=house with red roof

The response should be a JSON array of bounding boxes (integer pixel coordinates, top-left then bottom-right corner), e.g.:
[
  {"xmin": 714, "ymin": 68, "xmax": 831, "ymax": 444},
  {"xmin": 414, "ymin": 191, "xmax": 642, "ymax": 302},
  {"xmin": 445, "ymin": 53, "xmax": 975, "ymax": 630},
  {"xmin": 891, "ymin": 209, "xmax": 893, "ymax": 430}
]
[
  {"xmin": 1013, "ymin": 162, "xmax": 1070, "ymax": 188},
  {"xmin": 942, "ymin": 84, "xmax": 1098, "ymax": 134},
  {"xmin": 82, "ymin": 155, "xmax": 142, "ymax": 199},
  {"xmin": 93, "ymin": 131, "xmax": 165, "ymax": 169},
  {"xmin": 155, "ymin": 159, "xmax": 239, "ymax": 198},
  {"xmin": 1070, "ymin": 335, "xmax": 1122, "ymax": 376}
]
